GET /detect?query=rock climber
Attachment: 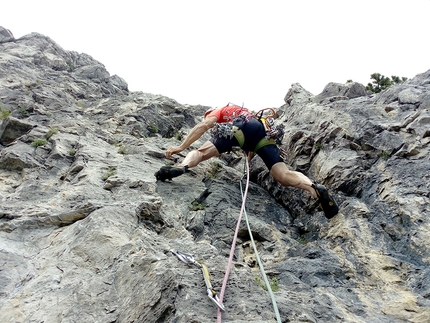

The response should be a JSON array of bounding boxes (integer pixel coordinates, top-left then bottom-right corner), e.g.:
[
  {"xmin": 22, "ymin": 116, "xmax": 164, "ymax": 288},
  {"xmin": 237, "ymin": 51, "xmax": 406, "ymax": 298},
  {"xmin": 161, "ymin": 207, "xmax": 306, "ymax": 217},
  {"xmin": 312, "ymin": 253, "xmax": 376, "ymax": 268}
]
[{"xmin": 155, "ymin": 103, "xmax": 339, "ymax": 218}]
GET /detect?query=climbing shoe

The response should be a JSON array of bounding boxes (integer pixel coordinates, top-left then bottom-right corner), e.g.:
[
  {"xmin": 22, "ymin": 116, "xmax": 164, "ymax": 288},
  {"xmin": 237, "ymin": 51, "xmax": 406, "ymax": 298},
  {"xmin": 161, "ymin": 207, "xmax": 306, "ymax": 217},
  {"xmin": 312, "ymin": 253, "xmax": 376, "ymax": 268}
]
[
  {"xmin": 312, "ymin": 184, "xmax": 339, "ymax": 219},
  {"xmin": 155, "ymin": 165, "xmax": 188, "ymax": 181}
]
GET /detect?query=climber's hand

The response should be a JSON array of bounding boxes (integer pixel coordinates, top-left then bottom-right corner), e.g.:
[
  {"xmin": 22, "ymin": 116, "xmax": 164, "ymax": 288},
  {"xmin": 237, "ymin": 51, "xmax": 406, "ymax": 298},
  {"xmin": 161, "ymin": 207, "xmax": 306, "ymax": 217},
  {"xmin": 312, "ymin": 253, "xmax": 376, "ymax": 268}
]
[{"xmin": 166, "ymin": 146, "xmax": 183, "ymax": 158}]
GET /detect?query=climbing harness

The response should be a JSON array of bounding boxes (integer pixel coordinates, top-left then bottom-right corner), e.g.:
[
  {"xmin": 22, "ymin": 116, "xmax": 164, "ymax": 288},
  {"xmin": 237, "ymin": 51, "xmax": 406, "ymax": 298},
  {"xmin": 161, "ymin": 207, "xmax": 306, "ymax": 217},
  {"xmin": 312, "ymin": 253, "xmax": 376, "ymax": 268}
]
[
  {"xmin": 217, "ymin": 151, "xmax": 282, "ymax": 323},
  {"xmin": 170, "ymin": 249, "xmax": 225, "ymax": 311},
  {"xmin": 211, "ymin": 113, "xmax": 284, "ymax": 155},
  {"xmin": 210, "ymin": 107, "xmax": 285, "ymax": 155},
  {"xmin": 254, "ymin": 108, "xmax": 285, "ymax": 145}
]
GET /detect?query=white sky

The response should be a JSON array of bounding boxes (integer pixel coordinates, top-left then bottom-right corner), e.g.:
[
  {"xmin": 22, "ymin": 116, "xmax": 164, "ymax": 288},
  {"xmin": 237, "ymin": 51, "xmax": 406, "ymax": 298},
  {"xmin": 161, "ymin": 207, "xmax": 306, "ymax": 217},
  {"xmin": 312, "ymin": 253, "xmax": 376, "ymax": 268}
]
[{"xmin": 2, "ymin": 0, "xmax": 429, "ymax": 110}]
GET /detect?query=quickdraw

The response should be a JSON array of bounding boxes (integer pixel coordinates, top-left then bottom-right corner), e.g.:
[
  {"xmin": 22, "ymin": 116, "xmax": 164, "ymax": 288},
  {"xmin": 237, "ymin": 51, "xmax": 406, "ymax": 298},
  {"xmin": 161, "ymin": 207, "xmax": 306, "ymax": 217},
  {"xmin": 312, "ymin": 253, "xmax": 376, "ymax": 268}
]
[
  {"xmin": 170, "ymin": 249, "xmax": 225, "ymax": 311},
  {"xmin": 210, "ymin": 122, "xmax": 236, "ymax": 140}
]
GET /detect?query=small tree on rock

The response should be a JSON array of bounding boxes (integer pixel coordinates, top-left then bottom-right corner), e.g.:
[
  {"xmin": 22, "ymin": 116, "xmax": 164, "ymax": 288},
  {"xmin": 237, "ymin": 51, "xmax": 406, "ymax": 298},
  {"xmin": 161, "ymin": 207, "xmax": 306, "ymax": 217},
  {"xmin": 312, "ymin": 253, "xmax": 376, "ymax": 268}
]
[{"xmin": 366, "ymin": 73, "xmax": 408, "ymax": 93}]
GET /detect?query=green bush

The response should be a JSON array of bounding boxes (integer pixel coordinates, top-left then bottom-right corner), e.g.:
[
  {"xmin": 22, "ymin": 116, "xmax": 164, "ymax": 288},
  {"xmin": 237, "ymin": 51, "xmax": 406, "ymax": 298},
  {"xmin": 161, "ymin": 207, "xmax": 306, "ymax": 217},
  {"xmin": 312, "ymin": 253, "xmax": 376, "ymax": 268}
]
[
  {"xmin": 31, "ymin": 138, "xmax": 47, "ymax": 147},
  {"xmin": 102, "ymin": 168, "xmax": 116, "ymax": 181},
  {"xmin": 296, "ymin": 237, "xmax": 307, "ymax": 244},
  {"xmin": 46, "ymin": 127, "xmax": 58, "ymax": 139},
  {"xmin": 255, "ymin": 276, "xmax": 279, "ymax": 292},
  {"xmin": 379, "ymin": 150, "xmax": 390, "ymax": 159},
  {"xmin": 189, "ymin": 201, "xmax": 206, "ymax": 211},
  {"xmin": 207, "ymin": 161, "xmax": 223, "ymax": 178},
  {"xmin": 148, "ymin": 123, "xmax": 158, "ymax": 133},
  {"xmin": 66, "ymin": 60, "xmax": 74, "ymax": 71},
  {"xmin": 19, "ymin": 108, "xmax": 28, "ymax": 115},
  {"xmin": 1, "ymin": 109, "xmax": 11, "ymax": 119},
  {"xmin": 366, "ymin": 73, "xmax": 408, "ymax": 93},
  {"xmin": 314, "ymin": 142, "xmax": 324, "ymax": 150}
]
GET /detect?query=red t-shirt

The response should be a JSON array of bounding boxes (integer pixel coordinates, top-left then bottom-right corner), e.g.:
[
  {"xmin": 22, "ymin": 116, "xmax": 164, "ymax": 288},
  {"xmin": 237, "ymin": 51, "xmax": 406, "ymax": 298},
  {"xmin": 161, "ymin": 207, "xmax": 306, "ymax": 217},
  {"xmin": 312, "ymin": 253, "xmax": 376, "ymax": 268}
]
[{"xmin": 204, "ymin": 104, "xmax": 252, "ymax": 123}]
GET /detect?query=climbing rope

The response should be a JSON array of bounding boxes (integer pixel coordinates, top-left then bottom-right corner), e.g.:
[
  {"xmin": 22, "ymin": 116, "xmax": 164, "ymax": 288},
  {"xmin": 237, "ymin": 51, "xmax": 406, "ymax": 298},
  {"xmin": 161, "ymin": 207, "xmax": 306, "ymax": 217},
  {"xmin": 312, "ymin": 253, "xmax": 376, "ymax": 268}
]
[
  {"xmin": 217, "ymin": 151, "xmax": 282, "ymax": 323},
  {"xmin": 216, "ymin": 151, "xmax": 251, "ymax": 323},
  {"xmin": 239, "ymin": 169, "xmax": 282, "ymax": 323}
]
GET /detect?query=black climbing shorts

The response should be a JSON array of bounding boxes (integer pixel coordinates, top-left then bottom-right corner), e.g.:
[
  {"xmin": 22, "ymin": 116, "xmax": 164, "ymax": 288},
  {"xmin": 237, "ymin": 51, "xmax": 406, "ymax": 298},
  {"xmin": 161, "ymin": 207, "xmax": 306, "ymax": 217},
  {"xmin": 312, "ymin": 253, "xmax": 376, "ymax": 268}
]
[
  {"xmin": 255, "ymin": 144, "xmax": 284, "ymax": 170},
  {"xmin": 211, "ymin": 118, "xmax": 283, "ymax": 170}
]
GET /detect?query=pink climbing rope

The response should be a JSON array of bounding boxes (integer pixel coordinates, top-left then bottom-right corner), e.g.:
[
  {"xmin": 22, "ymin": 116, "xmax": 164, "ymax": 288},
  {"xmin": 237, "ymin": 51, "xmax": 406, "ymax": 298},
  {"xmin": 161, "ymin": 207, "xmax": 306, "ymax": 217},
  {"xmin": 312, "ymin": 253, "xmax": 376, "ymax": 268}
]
[{"xmin": 216, "ymin": 153, "xmax": 250, "ymax": 323}]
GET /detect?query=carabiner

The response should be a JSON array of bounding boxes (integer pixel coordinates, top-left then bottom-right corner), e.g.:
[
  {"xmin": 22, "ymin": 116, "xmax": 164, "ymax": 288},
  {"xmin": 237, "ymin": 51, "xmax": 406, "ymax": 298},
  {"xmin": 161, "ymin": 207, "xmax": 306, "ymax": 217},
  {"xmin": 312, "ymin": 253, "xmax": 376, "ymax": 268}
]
[
  {"xmin": 170, "ymin": 249, "xmax": 201, "ymax": 267},
  {"xmin": 207, "ymin": 288, "xmax": 225, "ymax": 311}
]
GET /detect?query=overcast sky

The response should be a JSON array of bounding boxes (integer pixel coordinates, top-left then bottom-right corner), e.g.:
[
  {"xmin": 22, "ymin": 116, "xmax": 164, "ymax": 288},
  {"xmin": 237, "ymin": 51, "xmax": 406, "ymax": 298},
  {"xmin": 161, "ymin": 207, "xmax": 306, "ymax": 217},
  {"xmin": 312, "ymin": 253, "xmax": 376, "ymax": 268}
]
[{"xmin": 2, "ymin": 0, "xmax": 429, "ymax": 110}]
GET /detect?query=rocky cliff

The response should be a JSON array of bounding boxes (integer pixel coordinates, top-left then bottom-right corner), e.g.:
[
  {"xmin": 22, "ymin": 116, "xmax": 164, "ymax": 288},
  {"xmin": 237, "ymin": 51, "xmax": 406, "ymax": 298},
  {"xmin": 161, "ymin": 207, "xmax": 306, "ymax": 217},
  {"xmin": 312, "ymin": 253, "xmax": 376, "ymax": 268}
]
[{"xmin": 1, "ymin": 26, "xmax": 429, "ymax": 323}]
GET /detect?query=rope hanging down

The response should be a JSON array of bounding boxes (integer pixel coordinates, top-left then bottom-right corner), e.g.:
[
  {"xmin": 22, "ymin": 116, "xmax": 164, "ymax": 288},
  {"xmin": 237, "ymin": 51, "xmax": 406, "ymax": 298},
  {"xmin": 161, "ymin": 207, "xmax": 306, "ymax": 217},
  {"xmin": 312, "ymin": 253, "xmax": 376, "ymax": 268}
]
[
  {"xmin": 240, "ymin": 170, "xmax": 282, "ymax": 323},
  {"xmin": 216, "ymin": 152, "xmax": 281, "ymax": 323},
  {"xmin": 216, "ymin": 151, "xmax": 251, "ymax": 323}
]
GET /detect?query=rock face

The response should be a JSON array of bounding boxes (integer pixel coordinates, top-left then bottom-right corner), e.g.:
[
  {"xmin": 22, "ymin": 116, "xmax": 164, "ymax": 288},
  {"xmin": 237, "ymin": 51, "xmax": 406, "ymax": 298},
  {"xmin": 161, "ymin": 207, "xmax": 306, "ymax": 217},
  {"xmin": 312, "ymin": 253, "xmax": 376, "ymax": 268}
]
[
  {"xmin": 0, "ymin": 27, "xmax": 14, "ymax": 43},
  {"xmin": 1, "ymin": 26, "xmax": 429, "ymax": 323}
]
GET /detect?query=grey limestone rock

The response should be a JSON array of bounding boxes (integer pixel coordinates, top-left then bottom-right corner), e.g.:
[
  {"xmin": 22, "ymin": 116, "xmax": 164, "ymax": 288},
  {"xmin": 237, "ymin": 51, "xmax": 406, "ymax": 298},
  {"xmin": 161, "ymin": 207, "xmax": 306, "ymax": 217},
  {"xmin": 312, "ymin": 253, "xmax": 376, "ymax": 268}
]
[
  {"xmin": 0, "ymin": 26, "xmax": 14, "ymax": 43},
  {"xmin": 1, "ymin": 26, "xmax": 430, "ymax": 322}
]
